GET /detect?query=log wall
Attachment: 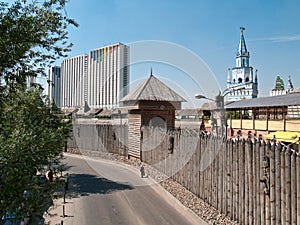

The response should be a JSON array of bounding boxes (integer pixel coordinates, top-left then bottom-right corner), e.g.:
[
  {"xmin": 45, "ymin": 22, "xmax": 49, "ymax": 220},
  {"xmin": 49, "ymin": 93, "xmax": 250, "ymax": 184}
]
[
  {"xmin": 141, "ymin": 127, "xmax": 300, "ymax": 225},
  {"xmin": 67, "ymin": 122, "xmax": 128, "ymax": 156}
]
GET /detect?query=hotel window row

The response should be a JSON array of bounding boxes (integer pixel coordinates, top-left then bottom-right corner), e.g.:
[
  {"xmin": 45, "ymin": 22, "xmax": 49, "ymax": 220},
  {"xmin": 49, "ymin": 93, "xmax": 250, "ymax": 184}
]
[{"xmin": 48, "ymin": 43, "xmax": 129, "ymax": 109}]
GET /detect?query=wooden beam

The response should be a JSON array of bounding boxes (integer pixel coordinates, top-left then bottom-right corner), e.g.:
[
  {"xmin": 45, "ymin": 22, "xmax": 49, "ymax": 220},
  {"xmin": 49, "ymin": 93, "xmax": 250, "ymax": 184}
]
[
  {"xmin": 240, "ymin": 109, "xmax": 243, "ymax": 129},
  {"xmin": 283, "ymin": 106, "xmax": 286, "ymax": 131},
  {"xmin": 266, "ymin": 107, "xmax": 269, "ymax": 131},
  {"xmin": 253, "ymin": 107, "xmax": 256, "ymax": 130},
  {"xmin": 230, "ymin": 111, "xmax": 232, "ymax": 128}
]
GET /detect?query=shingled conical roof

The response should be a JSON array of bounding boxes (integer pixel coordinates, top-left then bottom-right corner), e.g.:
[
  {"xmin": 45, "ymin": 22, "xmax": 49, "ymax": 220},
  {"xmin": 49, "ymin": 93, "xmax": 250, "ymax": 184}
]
[{"xmin": 121, "ymin": 74, "xmax": 186, "ymax": 102}]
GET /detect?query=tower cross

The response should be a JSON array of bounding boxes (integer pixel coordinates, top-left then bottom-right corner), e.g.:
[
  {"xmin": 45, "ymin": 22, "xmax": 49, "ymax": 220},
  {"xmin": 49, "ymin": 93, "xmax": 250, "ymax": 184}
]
[{"xmin": 240, "ymin": 26, "xmax": 245, "ymax": 34}]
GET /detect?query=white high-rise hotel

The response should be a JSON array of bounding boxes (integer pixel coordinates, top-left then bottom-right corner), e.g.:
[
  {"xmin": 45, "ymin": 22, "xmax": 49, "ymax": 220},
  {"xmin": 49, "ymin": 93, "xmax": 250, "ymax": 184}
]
[
  {"xmin": 46, "ymin": 66, "xmax": 61, "ymax": 107},
  {"xmin": 88, "ymin": 43, "xmax": 129, "ymax": 108},
  {"xmin": 59, "ymin": 43, "xmax": 129, "ymax": 109},
  {"xmin": 61, "ymin": 54, "xmax": 88, "ymax": 108}
]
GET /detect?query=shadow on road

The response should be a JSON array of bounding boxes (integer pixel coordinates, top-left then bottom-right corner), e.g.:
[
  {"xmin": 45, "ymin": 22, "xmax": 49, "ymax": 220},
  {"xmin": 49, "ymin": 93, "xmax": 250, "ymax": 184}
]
[{"xmin": 67, "ymin": 173, "xmax": 134, "ymax": 198}]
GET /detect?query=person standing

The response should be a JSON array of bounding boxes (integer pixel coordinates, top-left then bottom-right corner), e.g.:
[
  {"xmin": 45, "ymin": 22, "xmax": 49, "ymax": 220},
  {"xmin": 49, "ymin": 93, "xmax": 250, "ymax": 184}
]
[
  {"xmin": 65, "ymin": 173, "xmax": 69, "ymax": 191},
  {"xmin": 48, "ymin": 169, "xmax": 53, "ymax": 182},
  {"xmin": 140, "ymin": 166, "xmax": 145, "ymax": 178}
]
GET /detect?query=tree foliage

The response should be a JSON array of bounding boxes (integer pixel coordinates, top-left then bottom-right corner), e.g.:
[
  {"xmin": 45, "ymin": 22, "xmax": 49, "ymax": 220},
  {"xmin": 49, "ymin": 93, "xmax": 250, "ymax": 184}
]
[
  {"xmin": 0, "ymin": 0, "xmax": 78, "ymax": 79},
  {"xmin": 0, "ymin": 0, "xmax": 76, "ymax": 220},
  {"xmin": 0, "ymin": 87, "xmax": 70, "ymax": 219}
]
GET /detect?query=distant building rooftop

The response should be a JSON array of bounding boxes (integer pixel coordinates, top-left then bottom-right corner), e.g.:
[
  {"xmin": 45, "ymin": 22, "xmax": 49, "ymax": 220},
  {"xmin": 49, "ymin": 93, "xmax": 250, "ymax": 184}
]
[
  {"xmin": 175, "ymin": 109, "xmax": 204, "ymax": 119},
  {"xmin": 225, "ymin": 92, "xmax": 300, "ymax": 109}
]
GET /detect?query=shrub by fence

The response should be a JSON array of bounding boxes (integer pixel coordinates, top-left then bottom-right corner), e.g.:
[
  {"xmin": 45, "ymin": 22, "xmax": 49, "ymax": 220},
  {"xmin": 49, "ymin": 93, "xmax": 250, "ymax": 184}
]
[{"xmin": 141, "ymin": 127, "xmax": 300, "ymax": 225}]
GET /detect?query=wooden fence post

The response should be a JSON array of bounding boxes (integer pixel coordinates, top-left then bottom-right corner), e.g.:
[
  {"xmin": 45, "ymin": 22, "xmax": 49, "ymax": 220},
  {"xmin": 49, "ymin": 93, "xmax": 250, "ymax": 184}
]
[
  {"xmin": 217, "ymin": 137, "xmax": 223, "ymax": 212},
  {"xmin": 244, "ymin": 139, "xmax": 250, "ymax": 225},
  {"xmin": 285, "ymin": 147, "xmax": 292, "ymax": 224},
  {"xmin": 281, "ymin": 147, "xmax": 286, "ymax": 224},
  {"xmin": 209, "ymin": 136, "xmax": 212, "ymax": 206},
  {"xmin": 198, "ymin": 134, "xmax": 202, "ymax": 199},
  {"xmin": 203, "ymin": 135, "xmax": 208, "ymax": 203},
  {"xmin": 248, "ymin": 138, "xmax": 254, "ymax": 225},
  {"xmin": 240, "ymin": 139, "xmax": 246, "ymax": 224},
  {"xmin": 233, "ymin": 139, "xmax": 239, "ymax": 221},
  {"xmin": 255, "ymin": 138, "xmax": 261, "ymax": 225},
  {"xmin": 199, "ymin": 135, "xmax": 205, "ymax": 200},
  {"xmin": 269, "ymin": 140, "xmax": 276, "ymax": 225},
  {"xmin": 224, "ymin": 138, "xmax": 229, "ymax": 215},
  {"xmin": 192, "ymin": 135, "xmax": 198, "ymax": 196},
  {"xmin": 291, "ymin": 151, "xmax": 297, "ymax": 225},
  {"xmin": 265, "ymin": 142, "xmax": 271, "ymax": 225},
  {"xmin": 212, "ymin": 138, "xmax": 218, "ymax": 209},
  {"xmin": 252, "ymin": 137, "xmax": 257, "ymax": 225},
  {"xmin": 222, "ymin": 138, "xmax": 227, "ymax": 214},
  {"xmin": 212, "ymin": 136, "xmax": 217, "ymax": 207},
  {"xmin": 208, "ymin": 136, "xmax": 213, "ymax": 205},
  {"xmin": 227, "ymin": 139, "xmax": 233, "ymax": 218},
  {"xmin": 296, "ymin": 151, "xmax": 300, "ymax": 225},
  {"xmin": 231, "ymin": 139, "xmax": 235, "ymax": 220},
  {"xmin": 260, "ymin": 140, "xmax": 266, "ymax": 225},
  {"xmin": 275, "ymin": 143, "xmax": 281, "ymax": 225}
]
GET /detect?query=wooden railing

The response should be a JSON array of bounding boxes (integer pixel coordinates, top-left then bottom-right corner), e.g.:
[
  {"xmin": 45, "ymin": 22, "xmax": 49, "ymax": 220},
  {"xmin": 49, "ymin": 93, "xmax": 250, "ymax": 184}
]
[{"xmin": 228, "ymin": 119, "xmax": 300, "ymax": 132}]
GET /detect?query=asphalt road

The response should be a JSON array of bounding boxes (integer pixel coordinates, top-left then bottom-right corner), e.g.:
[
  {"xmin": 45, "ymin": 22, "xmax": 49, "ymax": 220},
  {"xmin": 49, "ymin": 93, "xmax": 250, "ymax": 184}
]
[{"xmin": 63, "ymin": 154, "xmax": 207, "ymax": 225}]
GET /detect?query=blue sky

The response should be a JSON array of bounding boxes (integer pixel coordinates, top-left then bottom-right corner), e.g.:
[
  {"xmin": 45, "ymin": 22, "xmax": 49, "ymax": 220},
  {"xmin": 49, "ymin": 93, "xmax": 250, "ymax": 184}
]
[{"xmin": 62, "ymin": 0, "xmax": 300, "ymax": 108}]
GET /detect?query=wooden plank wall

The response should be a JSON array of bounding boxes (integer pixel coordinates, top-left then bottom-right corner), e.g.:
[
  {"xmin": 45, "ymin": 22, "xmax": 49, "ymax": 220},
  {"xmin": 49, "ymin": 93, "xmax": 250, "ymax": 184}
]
[
  {"xmin": 128, "ymin": 114, "xmax": 142, "ymax": 158},
  {"xmin": 67, "ymin": 123, "xmax": 128, "ymax": 155},
  {"xmin": 142, "ymin": 127, "xmax": 300, "ymax": 225},
  {"xmin": 140, "ymin": 109, "xmax": 174, "ymax": 129}
]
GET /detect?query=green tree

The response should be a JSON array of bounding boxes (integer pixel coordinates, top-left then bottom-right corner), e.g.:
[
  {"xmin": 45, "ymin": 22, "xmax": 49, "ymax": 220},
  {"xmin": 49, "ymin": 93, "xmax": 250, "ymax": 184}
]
[
  {"xmin": 0, "ymin": 87, "xmax": 70, "ymax": 219},
  {"xmin": 0, "ymin": 0, "xmax": 78, "ymax": 79},
  {"xmin": 0, "ymin": 0, "xmax": 76, "ymax": 220}
]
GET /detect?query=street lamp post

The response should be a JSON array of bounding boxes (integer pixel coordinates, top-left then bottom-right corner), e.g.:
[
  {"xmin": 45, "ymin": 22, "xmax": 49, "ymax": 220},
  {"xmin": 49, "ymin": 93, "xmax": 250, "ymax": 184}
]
[
  {"xmin": 195, "ymin": 87, "xmax": 246, "ymax": 138},
  {"xmin": 195, "ymin": 91, "xmax": 226, "ymax": 138}
]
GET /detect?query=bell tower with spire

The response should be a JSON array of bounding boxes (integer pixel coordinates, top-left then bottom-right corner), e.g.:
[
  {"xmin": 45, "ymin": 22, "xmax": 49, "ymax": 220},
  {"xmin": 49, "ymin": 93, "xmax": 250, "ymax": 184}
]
[{"xmin": 227, "ymin": 27, "xmax": 258, "ymax": 101}]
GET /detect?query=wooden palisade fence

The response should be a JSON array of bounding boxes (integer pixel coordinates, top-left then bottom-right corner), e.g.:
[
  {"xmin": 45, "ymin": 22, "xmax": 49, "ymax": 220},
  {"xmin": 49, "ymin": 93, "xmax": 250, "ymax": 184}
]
[
  {"xmin": 67, "ymin": 124, "xmax": 299, "ymax": 224},
  {"xmin": 141, "ymin": 127, "xmax": 300, "ymax": 225},
  {"xmin": 68, "ymin": 123, "xmax": 128, "ymax": 156}
]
